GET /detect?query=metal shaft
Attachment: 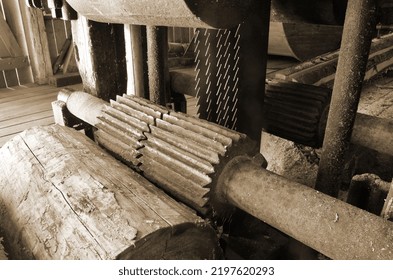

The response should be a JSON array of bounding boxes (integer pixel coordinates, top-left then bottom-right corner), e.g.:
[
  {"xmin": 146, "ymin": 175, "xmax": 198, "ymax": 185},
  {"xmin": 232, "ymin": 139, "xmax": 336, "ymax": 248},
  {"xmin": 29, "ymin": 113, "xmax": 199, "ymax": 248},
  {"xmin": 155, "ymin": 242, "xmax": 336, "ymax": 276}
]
[
  {"xmin": 146, "ymin": 26, "xmax": 170, "ymax": 106},
  {"xmin": 316, "ymin": 0, "xmax": 377, "ymax": 197},
  {"xmin": 221, "ymin": 156, "xmax": 393, "ymax": 260}
]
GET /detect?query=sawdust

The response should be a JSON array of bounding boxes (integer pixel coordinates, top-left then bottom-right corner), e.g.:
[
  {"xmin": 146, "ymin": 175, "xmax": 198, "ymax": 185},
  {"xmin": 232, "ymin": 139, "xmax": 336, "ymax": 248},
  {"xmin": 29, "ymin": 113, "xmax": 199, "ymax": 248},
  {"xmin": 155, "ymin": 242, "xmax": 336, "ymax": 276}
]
[
  {"xmin": 0, "ymin": 237, "xmax": 8, "ymax": 260},
  {"xmin": 261, "ymin": 131, "xmax": 319, "ymax": 188}
]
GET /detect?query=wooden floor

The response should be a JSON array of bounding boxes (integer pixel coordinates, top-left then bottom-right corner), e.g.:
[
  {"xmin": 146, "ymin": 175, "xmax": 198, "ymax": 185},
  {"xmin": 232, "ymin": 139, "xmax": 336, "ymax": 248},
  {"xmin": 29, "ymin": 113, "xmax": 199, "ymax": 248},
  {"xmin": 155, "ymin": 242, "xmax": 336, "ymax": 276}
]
[{"xmin": 0, "ymin": 83, "xmax": 82, "ymax": 147}]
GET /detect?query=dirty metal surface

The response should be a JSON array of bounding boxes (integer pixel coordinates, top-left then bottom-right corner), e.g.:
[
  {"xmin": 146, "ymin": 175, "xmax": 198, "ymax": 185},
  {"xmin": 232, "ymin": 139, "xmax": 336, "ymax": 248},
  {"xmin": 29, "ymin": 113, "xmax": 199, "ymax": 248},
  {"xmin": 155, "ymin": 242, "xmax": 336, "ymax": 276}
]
[{"xmin": 316, "ymin": 0, "xmax": 378, "ymax": 197}]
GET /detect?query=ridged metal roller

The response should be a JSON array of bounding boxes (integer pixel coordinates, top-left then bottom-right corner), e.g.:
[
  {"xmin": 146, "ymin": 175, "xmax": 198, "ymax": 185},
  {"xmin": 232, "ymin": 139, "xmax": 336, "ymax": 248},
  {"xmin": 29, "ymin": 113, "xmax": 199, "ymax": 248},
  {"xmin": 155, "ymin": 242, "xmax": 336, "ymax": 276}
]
[
  {"xmin": 264, "ymin": 79, "xmax": 332, "ymax": 147},
  {"xmin": 96, "ymin": 94, "xmax": 257, "ymax": 214}
]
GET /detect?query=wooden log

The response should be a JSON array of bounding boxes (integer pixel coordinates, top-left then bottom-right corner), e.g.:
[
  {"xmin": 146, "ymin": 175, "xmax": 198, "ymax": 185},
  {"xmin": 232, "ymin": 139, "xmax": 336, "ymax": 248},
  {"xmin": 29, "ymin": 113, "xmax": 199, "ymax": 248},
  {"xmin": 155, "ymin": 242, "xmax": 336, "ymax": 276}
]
[
  {"xmin": 268, "ymin": 22, "xmax": 343, "ymax": 61},
  {"xmin": 0, "ymin": 124, "xmax": 219, "ymax": 260},
  {"xmin": 272, "ymin": 33, "xmax": 393, "ymax": 88}
]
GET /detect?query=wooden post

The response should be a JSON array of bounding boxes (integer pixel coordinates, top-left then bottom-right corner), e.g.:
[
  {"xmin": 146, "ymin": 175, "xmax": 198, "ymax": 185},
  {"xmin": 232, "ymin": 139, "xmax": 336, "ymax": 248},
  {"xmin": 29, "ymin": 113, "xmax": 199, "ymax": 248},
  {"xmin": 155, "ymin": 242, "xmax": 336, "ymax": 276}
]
[
  {"xmin": 18, "ymin": 1, "xmax": 52, "ymax": 84},
  {"xmin": 0, "ymin": 0, "xmax": 34, "ymax": 85},
  {"xmin": 71, "ymin": 16, "xmax": 127, "ymax": 102},
  {"xmin": 124, "ymin": 24, "xmax": 149, "ymax": 98}
]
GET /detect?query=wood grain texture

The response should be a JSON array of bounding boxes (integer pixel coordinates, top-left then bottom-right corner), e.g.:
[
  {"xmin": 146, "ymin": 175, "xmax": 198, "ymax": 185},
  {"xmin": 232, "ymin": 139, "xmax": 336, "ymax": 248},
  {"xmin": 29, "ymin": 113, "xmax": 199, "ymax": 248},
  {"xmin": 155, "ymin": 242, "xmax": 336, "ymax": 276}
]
[
  {"xmin": 268, "ymin": 22, "xmax": 342, "ymax": 61},
  {"xmin": 0, "ymin": 124, "xmax": 219, "ymax": 259},
  {"xmin": 0, "ymin": 83, "xmax": 78, "ymax": 147}
]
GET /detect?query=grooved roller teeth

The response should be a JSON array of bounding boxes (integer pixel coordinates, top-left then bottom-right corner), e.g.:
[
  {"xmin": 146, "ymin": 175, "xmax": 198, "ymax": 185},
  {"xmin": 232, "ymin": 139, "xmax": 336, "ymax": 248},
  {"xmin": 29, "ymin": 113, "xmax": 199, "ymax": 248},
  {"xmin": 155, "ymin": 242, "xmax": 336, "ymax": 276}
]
[
  {"xmin": 96, "ymin": 95, "xmax": 256, "ymax": 214},
  {"xmin": 264, "ymin": 79, "xmax": 332, "ymax": 147}
]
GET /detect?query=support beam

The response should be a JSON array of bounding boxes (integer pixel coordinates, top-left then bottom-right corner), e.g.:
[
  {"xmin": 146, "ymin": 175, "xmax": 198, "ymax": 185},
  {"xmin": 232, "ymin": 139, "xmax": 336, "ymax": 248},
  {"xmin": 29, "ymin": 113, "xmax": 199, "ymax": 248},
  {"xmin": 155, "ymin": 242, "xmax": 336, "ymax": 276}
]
[
  {"xmin": 146, "ymin": 26, "xmax": 170, "ymax": 105},
  {"xmin": 124, "ymin": 24, "xmax": 149, "ymax": 98},
  {"xmin": 18, "ymin": 2, "xmax": 52, "ymax": 84},
  {"xmin": 237, "ymin": 0, "xmax": 271, "ymax": 142},
  {"xmin": 71, "ymin": 16, "xmax": 127, "ymax": 102},
  {"xmin": 315, "ymin": 0, "xmax": 378, "ymax": 197}
]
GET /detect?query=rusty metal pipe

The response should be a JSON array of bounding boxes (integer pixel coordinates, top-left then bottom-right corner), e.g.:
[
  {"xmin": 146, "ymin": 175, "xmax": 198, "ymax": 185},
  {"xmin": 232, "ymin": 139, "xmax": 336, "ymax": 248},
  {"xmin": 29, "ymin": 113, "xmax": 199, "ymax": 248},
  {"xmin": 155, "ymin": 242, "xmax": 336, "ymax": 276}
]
[
  {"xmin": 65, "ymin": 0, "xmax": 259, "ymax": 29},
  {"xmin": 220, "ymin": 156, "xmax": 393, "ymax": 260},
  {"xmin": 146, "ymin": 26, "xmax": 170, "ymax": 106},
  {"xmin": 316, "ymin": 0, "xmax": 378, "ymax": 197}
]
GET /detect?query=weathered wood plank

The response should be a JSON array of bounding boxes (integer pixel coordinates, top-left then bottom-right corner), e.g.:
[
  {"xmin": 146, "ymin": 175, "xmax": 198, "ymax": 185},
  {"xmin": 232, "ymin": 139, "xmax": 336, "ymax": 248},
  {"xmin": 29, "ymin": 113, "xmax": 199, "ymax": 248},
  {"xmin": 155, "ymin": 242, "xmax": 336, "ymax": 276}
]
[
  {"xmin": 44, "ymin": 18, "xmax": 59, "ymax": 63},
  {"xmin": 0, "ymin": 91, "xmax": 57, "ymax": 111},
  {"xmin": 3, "ymin": 69, "xmax": 19, "ymax": 87},
  {"xmin": 0, "ymin": 56, "xmax": 29, "ymax": 71},
  {"xmin": 18, "ymin": 2, "xmax": 52, "ymax": 84},
  {"xmin": 0, "ymin": 115, "xmax": 54, "ymax": 137},
  {"xmin": 1, "ymin": 0, "xmax": 33, "ymax": 84},
  {"xmin": 0, "ymin": 93, "xmax": 57, "ymax": 121},
  {"xmin": 0, "ymin": 110, "xmax": 53, "ymax": 129},
  {"xmin": 0, "ymin": 125, "xmax": 218, "ymax": 259},
  {"xmin": 0, "ymin": 12, "xmax": 23, "ymax": 57}
]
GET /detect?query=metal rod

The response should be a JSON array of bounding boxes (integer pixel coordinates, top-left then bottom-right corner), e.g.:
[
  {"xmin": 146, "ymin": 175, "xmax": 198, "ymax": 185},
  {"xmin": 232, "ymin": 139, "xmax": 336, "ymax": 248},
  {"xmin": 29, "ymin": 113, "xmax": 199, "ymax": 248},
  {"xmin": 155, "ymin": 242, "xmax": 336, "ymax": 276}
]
[
  {"xmin": 237, "ymin": 0, "xmax": 271, "ymax": 143},
  {"xmin": 222, "ymin": 156, "xmax": 393, "ymax": 260},
  {"xmin": 146, "ymin": 26, "xmax": 170, "ymax": 106},
  {"xmin": 125, "ymin": 25, "xmax": 149, "ymax": 99},
  {"xmin": 58, "ymin": 90, "xmax": 108, "ymax": 126},
  {"xmin": 315, "ymin": 0, "xmax": 377, "ymax": 197}
]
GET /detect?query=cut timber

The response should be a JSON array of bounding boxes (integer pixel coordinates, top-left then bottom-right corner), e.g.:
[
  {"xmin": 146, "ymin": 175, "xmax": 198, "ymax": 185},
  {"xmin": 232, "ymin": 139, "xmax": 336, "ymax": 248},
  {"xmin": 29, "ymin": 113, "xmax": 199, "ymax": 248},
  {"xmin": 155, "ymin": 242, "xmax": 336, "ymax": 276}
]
[
  {"xmin": 272, "ymin": 33, "xmax": 393, "ymax": 88},
  {"xmin": 268, "ymin": 22, "xmax": 342, "ymax": 61},
  {"xmin": 0, "ymin": 125, "xmax": 219, "ymax": 260}
]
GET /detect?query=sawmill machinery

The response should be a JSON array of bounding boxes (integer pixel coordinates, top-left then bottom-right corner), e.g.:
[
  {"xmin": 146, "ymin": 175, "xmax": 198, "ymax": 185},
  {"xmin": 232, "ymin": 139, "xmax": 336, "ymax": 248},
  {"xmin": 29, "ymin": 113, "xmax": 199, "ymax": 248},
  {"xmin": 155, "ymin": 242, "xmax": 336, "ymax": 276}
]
[{"xmin": 17, "ymin": 0, "xmax": 393, "ymax": 259}]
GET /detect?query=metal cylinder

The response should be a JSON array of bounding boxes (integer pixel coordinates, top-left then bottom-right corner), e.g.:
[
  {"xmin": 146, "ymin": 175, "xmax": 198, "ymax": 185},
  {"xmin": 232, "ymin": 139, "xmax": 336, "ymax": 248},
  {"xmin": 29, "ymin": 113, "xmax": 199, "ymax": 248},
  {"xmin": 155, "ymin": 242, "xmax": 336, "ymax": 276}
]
[
  {"xmin": 58, "ymin": 90, "xmax": 107, "ymax": 126},
  {"xmin": 220, "ymin": 156, "xmax": 393, "ymax": 260},
  {"xmin": 147, "ymin": 26, "xmax": 170, "ymax": 106},
  {"xmin": 315, "ymin": 0, "xmax": 377, "ymax": 197},
  {"xmin": 65, "ymin": 0, "xmax": 259, "ymax": 29}
]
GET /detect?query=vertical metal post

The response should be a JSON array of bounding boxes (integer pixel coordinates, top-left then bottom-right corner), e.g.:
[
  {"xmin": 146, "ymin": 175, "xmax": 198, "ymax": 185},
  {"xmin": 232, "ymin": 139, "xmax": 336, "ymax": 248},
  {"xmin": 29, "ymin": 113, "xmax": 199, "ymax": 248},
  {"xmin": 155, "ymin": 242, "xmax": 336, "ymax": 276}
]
[
  {"xmin": 315, "ymin": 0, "xmax": 377, "ymax": 197},
  {"xmin": 237, "ymin": 0, "xmax": 271, "ymax": 143},
  {"xmin": 146, "ymin": 26, "xmax": 170, "ymax": 106},
  {"xmin": 125, "ymin": 25, "xmax": 149, "ymax": 99}
]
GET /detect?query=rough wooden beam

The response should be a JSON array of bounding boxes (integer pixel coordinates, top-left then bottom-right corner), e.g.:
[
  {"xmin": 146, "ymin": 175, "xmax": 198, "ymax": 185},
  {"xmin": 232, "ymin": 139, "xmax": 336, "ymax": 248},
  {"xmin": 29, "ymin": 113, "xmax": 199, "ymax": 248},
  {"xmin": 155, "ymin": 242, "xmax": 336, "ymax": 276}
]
[
  {"xmin": 0, "ymin": 56, "xmax": 29, "ymax": 71},
  {"xmin": 0, "ymin": 124, "xmax": 219, "ymax": 260},
  {"xmin": 71, "ymin": 16, "xmax": 127, "ymax": 101},
  {"xmin": 0, "ymin": 12, "xmax": 23, "ymax": 57},
  {"xmin": 17, "ymin": 2, "xmax": 52, "ymax": 84}
]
